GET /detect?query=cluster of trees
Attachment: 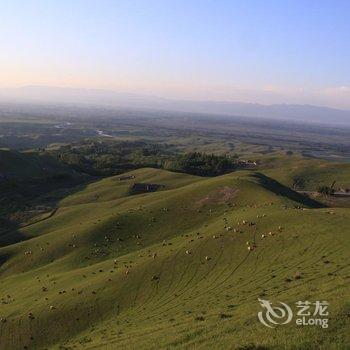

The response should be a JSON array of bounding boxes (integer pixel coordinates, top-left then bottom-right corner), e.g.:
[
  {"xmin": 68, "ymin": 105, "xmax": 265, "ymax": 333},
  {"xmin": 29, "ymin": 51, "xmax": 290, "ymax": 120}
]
[
  {"xmin": 162, "ymin": 152, "xmax": 237, "ymax": 176},
  {"xmin": 47, "ymin": 141, "xmax": 238, "ymax": 177},
  {"xmin": 47, "ymin": 140, "xmax": 174, "ymax": 176}
]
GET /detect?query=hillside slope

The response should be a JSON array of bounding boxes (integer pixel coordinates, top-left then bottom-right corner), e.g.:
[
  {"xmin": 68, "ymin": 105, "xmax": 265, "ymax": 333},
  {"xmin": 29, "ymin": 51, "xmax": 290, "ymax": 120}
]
[
  {"xmin": 0, "ymin": 168, "xmax": 349, "ymax": 349},
  {"xmin": 258, "ymin": 155, "xmax": 350, "ymax": 191}
]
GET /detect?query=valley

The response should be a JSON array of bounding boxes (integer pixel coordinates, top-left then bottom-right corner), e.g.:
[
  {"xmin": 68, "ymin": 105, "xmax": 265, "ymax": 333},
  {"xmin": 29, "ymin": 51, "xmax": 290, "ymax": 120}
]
[{"xmin": 0, "ymin": 107, "xmax": 349, "ymax": 349}]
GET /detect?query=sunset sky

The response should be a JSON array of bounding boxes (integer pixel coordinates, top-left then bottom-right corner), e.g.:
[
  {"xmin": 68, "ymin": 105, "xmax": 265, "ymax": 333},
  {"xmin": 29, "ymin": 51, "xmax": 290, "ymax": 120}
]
[{"xmin": 1, "ymin": 0, "xmax": 350, "ymax": 108}]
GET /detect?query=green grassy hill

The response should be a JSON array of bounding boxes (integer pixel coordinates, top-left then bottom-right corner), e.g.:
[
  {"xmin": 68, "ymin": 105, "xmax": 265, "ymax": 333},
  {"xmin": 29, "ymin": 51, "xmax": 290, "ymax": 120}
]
[
  {"xmin": 0, "ymin": 168, "xmax": 349, "ymax": 349},
  {"xmin": 258, "ymin": 154, "xmax": 350, "ymax": 191}
]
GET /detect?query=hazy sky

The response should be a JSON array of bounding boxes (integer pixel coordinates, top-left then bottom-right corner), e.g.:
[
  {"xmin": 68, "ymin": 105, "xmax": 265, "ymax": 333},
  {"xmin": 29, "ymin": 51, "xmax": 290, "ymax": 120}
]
[{"xmin": 1, "ymin": 0, "xmax": 350, "ymax": 108}]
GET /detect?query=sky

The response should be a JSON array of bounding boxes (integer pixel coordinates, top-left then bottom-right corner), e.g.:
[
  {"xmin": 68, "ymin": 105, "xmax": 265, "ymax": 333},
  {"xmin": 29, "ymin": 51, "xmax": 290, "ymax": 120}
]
[{"xmin": 1, "ymin": 0, "xmax": 350, "ymax": 108}]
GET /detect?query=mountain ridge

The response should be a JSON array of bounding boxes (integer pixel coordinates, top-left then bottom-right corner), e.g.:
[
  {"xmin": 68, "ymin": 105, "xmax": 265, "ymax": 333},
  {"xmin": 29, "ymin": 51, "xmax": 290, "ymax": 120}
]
[{"xmin": 1, "ymin": 86, "xmax": 350, "ymax": 126}]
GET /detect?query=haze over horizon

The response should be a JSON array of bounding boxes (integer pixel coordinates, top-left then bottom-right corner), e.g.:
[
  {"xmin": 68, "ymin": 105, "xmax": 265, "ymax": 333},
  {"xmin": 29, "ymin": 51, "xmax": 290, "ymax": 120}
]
[
  {"xmin": 1, "ymin": 1, "xmax": 350, "ymax": 109},
  {"xmin": 1, "ymin": 85, "xmax": 350, "ymax": 126}
]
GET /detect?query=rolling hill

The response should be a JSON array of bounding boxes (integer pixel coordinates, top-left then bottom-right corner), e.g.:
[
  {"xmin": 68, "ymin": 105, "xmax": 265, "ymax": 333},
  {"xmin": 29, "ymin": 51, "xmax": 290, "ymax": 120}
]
[
  {"xmin": 0, "ymin": 168, "xmax": 349, "ymax": 349},
  {"xmin": 257, "ymin": 155, "xmax": 350, "ymax": 191}
]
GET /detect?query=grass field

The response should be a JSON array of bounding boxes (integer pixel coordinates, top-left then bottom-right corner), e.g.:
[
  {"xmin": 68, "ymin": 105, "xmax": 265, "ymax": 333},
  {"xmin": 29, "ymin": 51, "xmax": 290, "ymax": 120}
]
[
  {"xmin": 257, "ymin": 154, "xmax": 350, "ymax": 190},
  {"xmin": 0, "ymin": 167, "xmax": 349, "ymax": 349}
]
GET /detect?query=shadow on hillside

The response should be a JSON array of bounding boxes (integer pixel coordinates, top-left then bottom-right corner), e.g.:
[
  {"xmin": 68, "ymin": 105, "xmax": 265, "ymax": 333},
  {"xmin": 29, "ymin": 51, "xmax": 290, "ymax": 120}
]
[
  {"xmin": 251, "ymin": 172, "xmax": 326, "ymax": 208},
  {"xmin": 0, "ymin": 178, "xmax": 94, "ymax": 248}
]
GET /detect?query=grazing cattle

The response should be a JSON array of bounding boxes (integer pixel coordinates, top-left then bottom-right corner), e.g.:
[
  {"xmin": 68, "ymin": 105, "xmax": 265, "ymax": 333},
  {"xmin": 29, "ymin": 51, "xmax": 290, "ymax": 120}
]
[{"xmin": 294, "ymin": 271, "xmax": 301, "ymax": 280}]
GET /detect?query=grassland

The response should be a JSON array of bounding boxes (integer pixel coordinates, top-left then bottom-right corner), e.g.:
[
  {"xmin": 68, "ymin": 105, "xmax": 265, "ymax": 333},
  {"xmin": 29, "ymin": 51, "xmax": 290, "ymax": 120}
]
[
  {"xmin": 0, "ymin": 167, "xmax": 349, "ymax": 349},
  {"xmin": 257, "ymin": 154, "xmax": 350, "ymax": 190},
  {"xmin": 1, "ymin": 105, "xmax": 350, "ymax": 349}
]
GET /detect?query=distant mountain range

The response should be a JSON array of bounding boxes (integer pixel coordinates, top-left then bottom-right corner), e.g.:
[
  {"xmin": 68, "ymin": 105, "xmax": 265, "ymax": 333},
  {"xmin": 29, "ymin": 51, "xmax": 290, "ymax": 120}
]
[{"xmin": 1, "ymin": 86, "xmax": 350, "ymax": 126}]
